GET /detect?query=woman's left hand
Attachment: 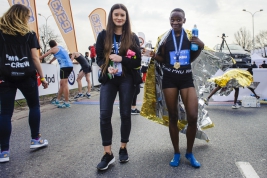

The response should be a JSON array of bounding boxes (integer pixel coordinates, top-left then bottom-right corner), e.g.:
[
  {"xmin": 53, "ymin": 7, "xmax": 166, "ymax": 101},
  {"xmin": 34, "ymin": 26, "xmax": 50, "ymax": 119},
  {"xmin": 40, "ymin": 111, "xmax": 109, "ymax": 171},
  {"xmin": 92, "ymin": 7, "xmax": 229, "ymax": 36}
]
[
  {"xmin": 109, "ymin": 54, "xmax": 122, "ymax": 62},
  {"xmin": 191, "ymin": 37, "xmax": 205, "ymax": 49}
]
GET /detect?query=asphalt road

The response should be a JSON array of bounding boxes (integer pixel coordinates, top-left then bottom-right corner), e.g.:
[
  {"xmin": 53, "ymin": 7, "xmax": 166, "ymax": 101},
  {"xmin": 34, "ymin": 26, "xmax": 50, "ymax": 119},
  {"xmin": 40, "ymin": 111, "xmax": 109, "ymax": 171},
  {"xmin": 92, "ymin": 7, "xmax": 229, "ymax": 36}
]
[{"xmin": 1, "ymin": 88, "xmax": 267, "ymax": 178}]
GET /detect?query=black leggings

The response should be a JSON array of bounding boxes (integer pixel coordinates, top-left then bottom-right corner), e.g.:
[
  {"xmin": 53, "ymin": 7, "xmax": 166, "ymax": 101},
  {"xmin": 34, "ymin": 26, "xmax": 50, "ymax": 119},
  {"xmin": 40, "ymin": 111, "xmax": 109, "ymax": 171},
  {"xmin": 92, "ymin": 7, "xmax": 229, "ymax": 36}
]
[
  {"xmin": 99, "ymin": 74, "xmax": 135, "ymax": 146},
  {"xmin": 131, "ymin": 84, "xmax": 140, "ymax": 106}
]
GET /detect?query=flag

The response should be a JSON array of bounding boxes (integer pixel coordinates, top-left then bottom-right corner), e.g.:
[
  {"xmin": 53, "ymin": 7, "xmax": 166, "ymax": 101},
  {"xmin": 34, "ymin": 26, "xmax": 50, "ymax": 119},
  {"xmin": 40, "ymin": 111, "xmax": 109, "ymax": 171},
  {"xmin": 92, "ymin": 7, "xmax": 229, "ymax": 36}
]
[
  {"xmin": 48, "ymin": 0, "xmax": 78, "ymax": 52},
  {"xmin": 7, "ymin": 0, "xmax": 39, "ymax": 38},
  {"xmin": 89, "ymin": 8, "xmax": 106, "ymax": 41}
]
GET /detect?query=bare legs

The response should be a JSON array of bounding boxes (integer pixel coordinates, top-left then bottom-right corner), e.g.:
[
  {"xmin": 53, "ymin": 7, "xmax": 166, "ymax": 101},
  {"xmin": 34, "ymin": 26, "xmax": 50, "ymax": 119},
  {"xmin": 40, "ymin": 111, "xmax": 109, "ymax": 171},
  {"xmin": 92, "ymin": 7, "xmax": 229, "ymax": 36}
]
[
  {"xmin": 76, "ymin": 71, "xmax": 91, "ymax": 94},
  {"xmin": 247, "ymin": 87, "xmax": 260, "ymax": 99},
  {"xmin": 57, "ymin": 79, "xmax": 69, "ymax": 102},
  {"xmin": 207, "ymin": 86, "xmax": 221, "ymax": 100},
  {"xmin": 85, "ymin": 73, "xmax": 91, "ymax": 94},
  {"xmin": 163, "ymin": 87, "xmax": 198, "ymax": 154},
  {"xmin": 163, "ymin": 88, "xmax": 180, "ymax": 153},
  {"xmin": 233, "ymin": 88, "xmax": 239, "ymax": 105}
]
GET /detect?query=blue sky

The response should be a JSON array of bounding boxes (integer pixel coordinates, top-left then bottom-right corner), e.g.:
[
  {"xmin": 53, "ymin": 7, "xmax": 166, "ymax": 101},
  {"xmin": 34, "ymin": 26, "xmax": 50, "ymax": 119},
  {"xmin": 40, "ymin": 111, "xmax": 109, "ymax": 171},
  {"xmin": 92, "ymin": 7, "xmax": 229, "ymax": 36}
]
[{"xmin": 0, "ymin": 0, "xmax": 266, "ymax": 53}]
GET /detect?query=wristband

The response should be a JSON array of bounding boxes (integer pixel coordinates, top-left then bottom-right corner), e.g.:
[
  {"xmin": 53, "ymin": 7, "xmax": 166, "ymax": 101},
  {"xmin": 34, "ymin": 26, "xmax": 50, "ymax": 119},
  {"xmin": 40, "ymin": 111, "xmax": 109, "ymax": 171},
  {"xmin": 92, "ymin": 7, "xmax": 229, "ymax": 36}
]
[{"xmin": 40, "ymin": 77, "xmax": 46, "ymax": 82}]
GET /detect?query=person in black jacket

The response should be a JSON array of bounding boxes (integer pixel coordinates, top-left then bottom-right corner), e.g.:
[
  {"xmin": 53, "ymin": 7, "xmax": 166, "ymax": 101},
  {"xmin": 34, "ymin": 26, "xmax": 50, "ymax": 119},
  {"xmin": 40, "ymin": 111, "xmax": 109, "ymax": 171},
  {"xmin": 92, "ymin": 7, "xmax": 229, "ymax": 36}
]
[
  {"xmin": 95, "ymin": 3, "xmax": 141, "ymax": 170},
  {"xmin": 0, "ymin": 4, "xmax": 48, "ymax": 163}
]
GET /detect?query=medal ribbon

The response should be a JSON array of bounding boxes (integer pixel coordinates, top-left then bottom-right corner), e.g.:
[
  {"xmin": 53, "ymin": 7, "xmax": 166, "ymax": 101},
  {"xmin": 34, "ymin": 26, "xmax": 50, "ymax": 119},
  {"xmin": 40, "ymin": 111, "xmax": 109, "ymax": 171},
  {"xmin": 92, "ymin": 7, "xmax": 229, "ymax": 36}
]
[
  {"xmin": 113, "ymin": 35, "xmax": 122, "ymax": 76},
  {"xmin": 172, "ymin": 28, "xmax": 184, "ymax": 62}
]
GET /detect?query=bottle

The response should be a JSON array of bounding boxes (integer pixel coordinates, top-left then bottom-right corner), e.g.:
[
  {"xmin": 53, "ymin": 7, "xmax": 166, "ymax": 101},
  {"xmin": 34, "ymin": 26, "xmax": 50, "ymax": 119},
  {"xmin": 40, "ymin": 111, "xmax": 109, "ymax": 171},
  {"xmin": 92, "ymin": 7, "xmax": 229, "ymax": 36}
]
[
  {"xmin": 144, "ymin": 40, "xmax": 152, "ymax": 57},
  {"xmin": 191, "ymin": 24, "xmax": 198, "ymax": 51},
  {"xmin": 145, "ymin": 40, "xmax": 152, "ymax": 51}
]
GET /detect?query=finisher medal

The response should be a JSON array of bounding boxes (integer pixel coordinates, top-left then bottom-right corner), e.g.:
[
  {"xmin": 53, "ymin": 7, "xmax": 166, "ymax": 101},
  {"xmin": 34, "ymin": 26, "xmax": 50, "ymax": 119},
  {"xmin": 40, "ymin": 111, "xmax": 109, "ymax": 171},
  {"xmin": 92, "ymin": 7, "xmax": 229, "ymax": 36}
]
[{"xmin": 174, "ymin": 62, "xmax": 180, "ymax": 69}]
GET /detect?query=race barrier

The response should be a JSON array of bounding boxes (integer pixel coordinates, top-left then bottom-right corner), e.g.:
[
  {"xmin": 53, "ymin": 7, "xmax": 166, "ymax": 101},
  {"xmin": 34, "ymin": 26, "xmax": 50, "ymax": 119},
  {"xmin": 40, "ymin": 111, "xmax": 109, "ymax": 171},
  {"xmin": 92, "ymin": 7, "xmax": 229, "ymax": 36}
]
[{"xmin": 15, "ymin": 63, "xmax": 100, "ymax": 100}]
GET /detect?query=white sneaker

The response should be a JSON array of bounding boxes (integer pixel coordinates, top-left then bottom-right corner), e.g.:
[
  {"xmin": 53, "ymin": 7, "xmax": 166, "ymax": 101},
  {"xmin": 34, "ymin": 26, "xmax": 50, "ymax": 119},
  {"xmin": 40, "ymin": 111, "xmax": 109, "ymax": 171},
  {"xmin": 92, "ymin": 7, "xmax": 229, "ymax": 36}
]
[{"xmin": 232, "ymin": 104, "xmax": 241, "ymax": 109}]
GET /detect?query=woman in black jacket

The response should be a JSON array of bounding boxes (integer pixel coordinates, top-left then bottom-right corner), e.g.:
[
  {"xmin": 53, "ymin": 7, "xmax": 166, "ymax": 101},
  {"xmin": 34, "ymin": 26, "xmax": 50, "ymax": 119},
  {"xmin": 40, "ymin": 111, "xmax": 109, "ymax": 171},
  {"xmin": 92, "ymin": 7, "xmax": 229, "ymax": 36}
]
[
  {"xmin": 95, "ymin": 3, "xmax": 141, "ymax": 170},
  {"xmin": 0, "ymin": 4, "xmax": 48, "ymax": 163}
]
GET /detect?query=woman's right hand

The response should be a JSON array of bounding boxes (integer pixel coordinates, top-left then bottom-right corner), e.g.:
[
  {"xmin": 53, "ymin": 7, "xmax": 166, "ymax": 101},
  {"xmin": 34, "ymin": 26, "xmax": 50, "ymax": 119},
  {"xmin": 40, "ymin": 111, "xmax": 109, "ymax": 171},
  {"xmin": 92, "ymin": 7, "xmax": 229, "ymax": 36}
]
[
  {"xmin": 108, "ymin": 66, "xmax": 119, "ymax": 74},
  {"xmin": 41, "ymin": 80, "xmax": 48, "ymax": 89}
]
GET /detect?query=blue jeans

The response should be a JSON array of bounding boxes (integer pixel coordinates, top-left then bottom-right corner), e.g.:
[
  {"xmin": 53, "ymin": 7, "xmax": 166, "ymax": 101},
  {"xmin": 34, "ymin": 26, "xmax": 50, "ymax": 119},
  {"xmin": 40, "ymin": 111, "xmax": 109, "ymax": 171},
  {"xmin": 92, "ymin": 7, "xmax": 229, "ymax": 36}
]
[
  {"xmin": 100, "ymin": 74, "xmax": 135, "ymax": 146},
  {"xmin": 0, "ymin": 76, "xmax": 41, "ymax": 151}
]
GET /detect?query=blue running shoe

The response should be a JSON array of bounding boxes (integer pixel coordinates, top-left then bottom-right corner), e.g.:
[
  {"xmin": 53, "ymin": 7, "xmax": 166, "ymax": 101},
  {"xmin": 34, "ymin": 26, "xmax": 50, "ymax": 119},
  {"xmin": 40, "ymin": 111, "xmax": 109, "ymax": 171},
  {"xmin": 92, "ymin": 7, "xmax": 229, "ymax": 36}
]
[
  {"xmin": 30, "ymin": 137, "xmax": 48, "ymax": 149},
  {"xmin": 170, "ymin": 153, "xmax": 180, "ymax": 167},
  {"xmin": 58, "ymin": 102, "xmax": 71, "ymax": 108},
  {"xmin": 185, "ymin": 153, "xmax": 201, "ymax": 168},
  {"xmin": 51, "ymin": 99, "xmax": 60, "ymax": 105},
  {"xmin": 0, "ymin": 151, "xmax": 9, "ymax": 163}
]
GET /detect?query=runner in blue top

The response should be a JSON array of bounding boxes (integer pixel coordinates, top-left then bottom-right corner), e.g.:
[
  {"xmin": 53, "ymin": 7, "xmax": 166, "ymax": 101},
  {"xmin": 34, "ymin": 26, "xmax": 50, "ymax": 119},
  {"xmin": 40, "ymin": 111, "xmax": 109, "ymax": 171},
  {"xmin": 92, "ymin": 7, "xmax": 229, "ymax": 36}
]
[{"xmin": 40, "ymin": 40, "xmax": 73, "ymax": 108}]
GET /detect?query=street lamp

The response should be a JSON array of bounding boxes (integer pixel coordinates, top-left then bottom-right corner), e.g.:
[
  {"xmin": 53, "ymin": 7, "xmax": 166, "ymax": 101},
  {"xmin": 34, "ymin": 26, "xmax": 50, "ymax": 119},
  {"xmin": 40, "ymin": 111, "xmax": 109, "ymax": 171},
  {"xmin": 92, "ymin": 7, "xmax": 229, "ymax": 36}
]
[
  {"xmin": 242, "ymin": 9, "xmax": 263, "ymax": 53},
  {"xmin": 38, "ymin": 13, "xmax": 52, "ymax": 55}
]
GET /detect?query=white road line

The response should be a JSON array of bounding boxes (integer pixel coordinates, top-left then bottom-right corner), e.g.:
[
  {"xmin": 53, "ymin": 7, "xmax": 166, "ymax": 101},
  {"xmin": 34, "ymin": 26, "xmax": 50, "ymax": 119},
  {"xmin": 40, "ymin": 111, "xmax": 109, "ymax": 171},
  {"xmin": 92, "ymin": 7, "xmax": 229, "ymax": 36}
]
[{"xmin": 236, "ymin": 162, "xmax": 260, "ymax": 178}]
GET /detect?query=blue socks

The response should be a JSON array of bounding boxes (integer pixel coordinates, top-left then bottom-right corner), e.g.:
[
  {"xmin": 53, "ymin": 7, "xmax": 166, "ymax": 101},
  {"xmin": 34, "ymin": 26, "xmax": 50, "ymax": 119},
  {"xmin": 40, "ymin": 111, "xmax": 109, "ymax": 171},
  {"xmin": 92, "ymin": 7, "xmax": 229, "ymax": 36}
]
[
  {"xmin": 170, "ymin": 153, "xmax": 180, "ymax": 167},
  {"xmin": 185, "ymin": 153, "xmax": 201, "ymax": 168}
]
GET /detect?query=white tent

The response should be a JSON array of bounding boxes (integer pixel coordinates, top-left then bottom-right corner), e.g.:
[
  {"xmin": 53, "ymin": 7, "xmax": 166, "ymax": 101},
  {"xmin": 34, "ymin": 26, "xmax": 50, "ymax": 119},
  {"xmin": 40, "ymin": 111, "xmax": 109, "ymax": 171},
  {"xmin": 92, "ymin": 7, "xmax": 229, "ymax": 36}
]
[{"xmin": 251, "ymin": 53, "xmax": 266, "ymax": 67}]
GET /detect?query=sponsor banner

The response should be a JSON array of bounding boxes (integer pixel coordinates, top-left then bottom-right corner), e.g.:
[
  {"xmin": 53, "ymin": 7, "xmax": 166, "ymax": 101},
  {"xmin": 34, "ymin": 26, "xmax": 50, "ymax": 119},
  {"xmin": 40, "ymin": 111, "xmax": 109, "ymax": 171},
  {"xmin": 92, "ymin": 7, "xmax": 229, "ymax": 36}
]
[
  {"xmin": 89, "ymin": 8, "xmax": 106, "ymax": 41},
  {"xmin": 92, "ymin": 64, "xmax": 101, "ymax": 86},
  {"xmin": 15, "ymin": 64, "xmax": 59, "ymax": 100},
  {"xmin": 48, "ymin": 0, "xmax": 78, "ymax": 52},
  {"xmin": 8, "ymin": 0, "xmax": 39, "ymax": 40},
  {"xmin": 15, "ymin": 64, "xmax": 100, "ymax": 100}
]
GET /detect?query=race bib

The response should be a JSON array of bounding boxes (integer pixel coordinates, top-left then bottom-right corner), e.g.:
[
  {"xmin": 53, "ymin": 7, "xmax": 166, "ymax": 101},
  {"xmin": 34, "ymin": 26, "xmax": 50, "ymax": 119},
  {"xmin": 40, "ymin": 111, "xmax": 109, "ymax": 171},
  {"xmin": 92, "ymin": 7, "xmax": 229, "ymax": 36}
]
[{"xmin": 170, "ymin": 50, "xmax": 190, "ymax": 65}]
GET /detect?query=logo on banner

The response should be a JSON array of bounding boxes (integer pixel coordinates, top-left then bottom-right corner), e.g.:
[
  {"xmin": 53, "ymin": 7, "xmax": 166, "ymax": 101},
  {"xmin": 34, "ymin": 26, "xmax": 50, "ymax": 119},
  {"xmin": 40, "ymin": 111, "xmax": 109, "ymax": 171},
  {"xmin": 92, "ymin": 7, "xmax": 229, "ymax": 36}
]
[
  {"xmin": 50, "ymin": 0, "xmax": 73, "ymax": 33},
  {"xmin": 90, "ymin": 14, "xmax": 103, "ymax": 37},
  {"xmin": 68, "ymin": 70, "xmax": 75, "ymax": 85},
  {"xmin": 12, "ymin": 0, "xmax": 35, "ymax": 23}
]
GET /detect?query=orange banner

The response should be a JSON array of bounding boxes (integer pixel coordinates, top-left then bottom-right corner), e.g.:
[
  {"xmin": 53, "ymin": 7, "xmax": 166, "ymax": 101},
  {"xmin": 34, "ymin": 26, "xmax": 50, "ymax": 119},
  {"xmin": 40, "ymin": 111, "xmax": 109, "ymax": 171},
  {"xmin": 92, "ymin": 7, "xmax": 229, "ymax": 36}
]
[
  {"xmin": 89, "ymin": 8, "xmax": 106, "ymax": 41},
  {"xmin": 48, "ymin": 0, "xmax": 78, "ymax": 52},
  {"xmin": 7, "ymin": 0, "xmax": 39, "ymax": 38}
]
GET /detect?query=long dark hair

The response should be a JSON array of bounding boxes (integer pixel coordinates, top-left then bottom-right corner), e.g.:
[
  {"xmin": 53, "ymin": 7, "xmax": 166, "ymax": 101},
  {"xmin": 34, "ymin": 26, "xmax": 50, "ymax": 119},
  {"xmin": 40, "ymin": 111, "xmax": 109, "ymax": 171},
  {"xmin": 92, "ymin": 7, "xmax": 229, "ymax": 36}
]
[{"xmin": 103, "ymin": 3, "xmax": 137, "ymax": 72}]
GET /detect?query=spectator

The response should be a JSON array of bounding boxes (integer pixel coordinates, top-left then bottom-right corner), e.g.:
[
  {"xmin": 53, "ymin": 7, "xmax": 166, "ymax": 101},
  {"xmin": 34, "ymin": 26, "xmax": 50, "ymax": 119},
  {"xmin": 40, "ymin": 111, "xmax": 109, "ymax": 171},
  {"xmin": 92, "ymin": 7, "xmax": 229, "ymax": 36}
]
[
  {"xmin": 141, "ymin": 63, "xmax": 148, "ymax": 82},
  {"xmin": 95, "ymin": 3, "xmax": 142, "ymax": 170},
  {"xmin": 251, "ymin": 61, "xmax": 258, "ymax": 68},
  {"xmin": 90, "ymin": 45, "xmax": 96, "ymax": 64},
  {"xmin": 0, "ymin": 4, "xmax": 49, "ymax": 163},
  {"xmin": 85, "ymin": 52, "xmax": 91, "ymax": 65},
  {"xmin": 260, "ymin": 60, "xmax": 267, "ymax": 68}
]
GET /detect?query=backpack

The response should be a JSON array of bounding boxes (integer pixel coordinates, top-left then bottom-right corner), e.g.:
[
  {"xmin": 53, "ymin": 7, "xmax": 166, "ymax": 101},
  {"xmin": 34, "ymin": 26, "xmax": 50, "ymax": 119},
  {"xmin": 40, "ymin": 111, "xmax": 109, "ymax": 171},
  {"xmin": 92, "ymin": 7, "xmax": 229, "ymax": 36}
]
[{"xmin": 0, "ymin": 31, "xmax": 36, "ymax": 79}]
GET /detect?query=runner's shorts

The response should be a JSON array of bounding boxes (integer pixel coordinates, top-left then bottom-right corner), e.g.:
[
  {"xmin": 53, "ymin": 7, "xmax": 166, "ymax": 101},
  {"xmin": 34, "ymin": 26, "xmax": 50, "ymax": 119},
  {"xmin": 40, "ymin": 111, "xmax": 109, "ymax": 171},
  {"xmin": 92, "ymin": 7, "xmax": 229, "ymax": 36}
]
[{"xmin": 60, "ymin": 67, "xmax": 73, "ymax": 79}]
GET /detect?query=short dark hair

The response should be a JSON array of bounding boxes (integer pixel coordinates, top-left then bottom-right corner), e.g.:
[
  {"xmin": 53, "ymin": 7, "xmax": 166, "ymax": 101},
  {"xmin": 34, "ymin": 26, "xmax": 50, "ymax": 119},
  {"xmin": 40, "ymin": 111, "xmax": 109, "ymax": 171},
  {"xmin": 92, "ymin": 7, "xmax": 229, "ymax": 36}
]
[
  {"xmin": 49, "ymin": 40, "xmax": 57, "ymax": 48},
  {"xmin": 171, "ymin": 8, "xmax": 185, "ymax": 16},
  {"xmin": 69, "ymin": 53, "xmax": 72, "ymax": 58}
]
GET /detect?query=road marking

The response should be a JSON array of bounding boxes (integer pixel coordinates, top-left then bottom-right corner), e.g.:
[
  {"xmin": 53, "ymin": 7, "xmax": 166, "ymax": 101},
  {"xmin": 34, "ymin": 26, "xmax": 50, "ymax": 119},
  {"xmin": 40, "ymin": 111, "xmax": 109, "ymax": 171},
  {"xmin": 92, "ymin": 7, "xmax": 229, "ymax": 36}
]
[{"xmin": 236, "ymin": 162, "xmax": 260, "ymax": 178}]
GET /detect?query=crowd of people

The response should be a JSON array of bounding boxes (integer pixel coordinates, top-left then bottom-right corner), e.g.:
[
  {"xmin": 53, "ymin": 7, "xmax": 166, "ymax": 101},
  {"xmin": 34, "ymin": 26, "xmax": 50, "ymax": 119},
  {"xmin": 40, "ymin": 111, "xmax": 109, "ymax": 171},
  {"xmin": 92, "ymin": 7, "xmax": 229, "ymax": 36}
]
[{"xmin": 0, "ymin": 3, "xmax": 265, "ymax": 174}]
